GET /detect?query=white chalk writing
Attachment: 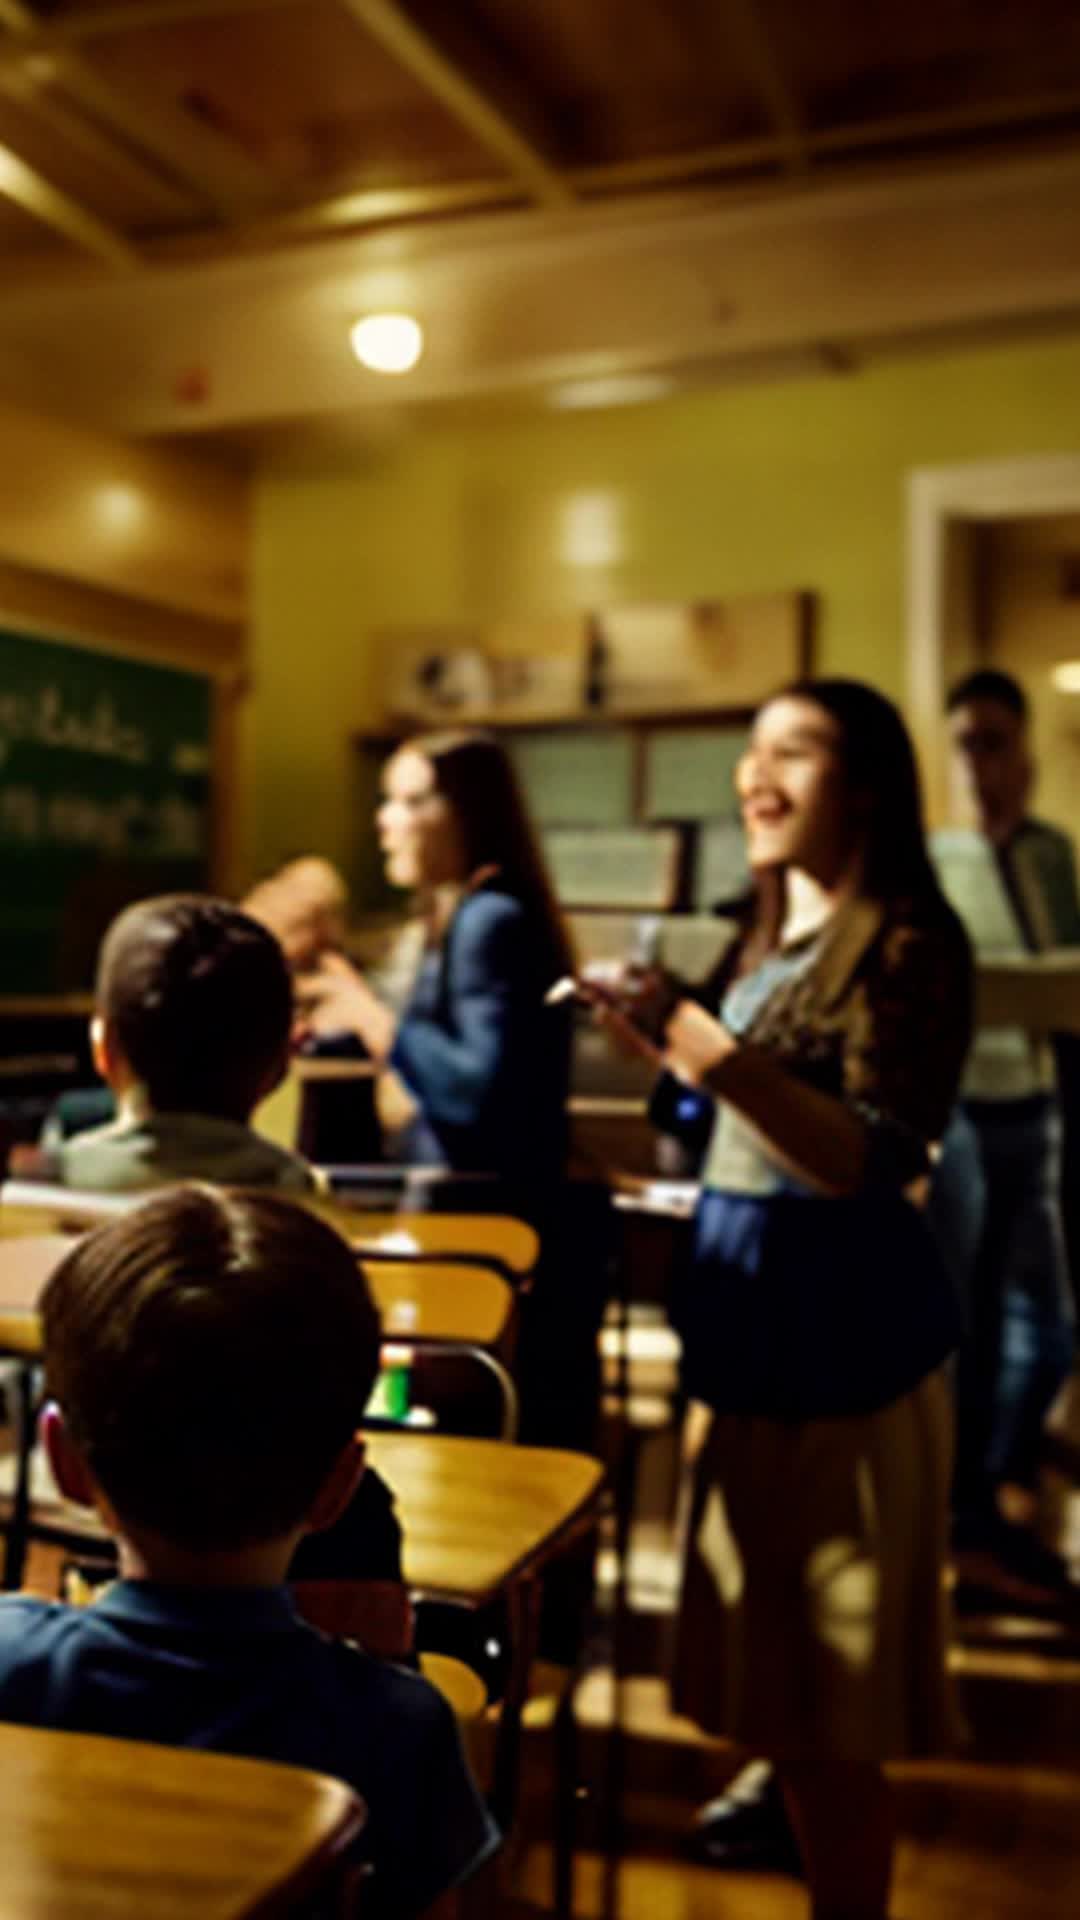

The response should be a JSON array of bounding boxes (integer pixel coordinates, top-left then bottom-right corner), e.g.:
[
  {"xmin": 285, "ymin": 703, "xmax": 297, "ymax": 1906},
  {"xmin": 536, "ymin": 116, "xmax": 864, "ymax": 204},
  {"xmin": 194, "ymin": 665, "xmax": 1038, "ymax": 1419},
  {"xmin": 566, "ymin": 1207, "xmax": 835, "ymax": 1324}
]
[
  {"xmin": 0, "ymin": 785, "xmax": 204, "ymax": 857},
  {"xmin": 0, "ymin": 687, "xmax": 148, "ymax": 768}
]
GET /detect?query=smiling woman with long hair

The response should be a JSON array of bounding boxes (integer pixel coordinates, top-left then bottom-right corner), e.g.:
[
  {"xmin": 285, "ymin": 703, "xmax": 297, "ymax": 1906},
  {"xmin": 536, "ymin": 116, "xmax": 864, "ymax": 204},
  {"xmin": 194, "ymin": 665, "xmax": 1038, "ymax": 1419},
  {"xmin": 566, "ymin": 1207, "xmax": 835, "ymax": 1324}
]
[{"xmin": 605, "ymin": 679, "xmax": 972, "ymax": 1920}]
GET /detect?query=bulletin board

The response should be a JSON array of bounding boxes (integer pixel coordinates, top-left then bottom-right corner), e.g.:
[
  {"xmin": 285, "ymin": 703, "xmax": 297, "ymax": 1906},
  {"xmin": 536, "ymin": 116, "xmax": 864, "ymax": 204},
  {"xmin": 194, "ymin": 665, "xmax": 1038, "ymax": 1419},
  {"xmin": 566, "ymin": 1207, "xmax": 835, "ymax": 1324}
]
[
  {"xmin": 508, "ymin": 729, "xmax": 634, "ymax": 828},
  {"xmin": 643, "ymin": 725, "xmax": 749, "ymax": 821},
  {"xmin": 0, "ymin": 625, "xmax": 214, "ymax": 995}
]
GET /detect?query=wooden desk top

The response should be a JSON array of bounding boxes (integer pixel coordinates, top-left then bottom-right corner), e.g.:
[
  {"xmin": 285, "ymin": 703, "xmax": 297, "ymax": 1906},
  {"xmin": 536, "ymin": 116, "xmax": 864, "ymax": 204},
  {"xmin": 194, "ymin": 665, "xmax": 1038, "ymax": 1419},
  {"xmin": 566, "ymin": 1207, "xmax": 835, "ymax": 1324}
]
[
  {"xmin": 365, "ymin": 1431, "xmax": 605, "ymax": 1604},
  {"xmin": 0, "ymin": 1236, "xmax": 74, "ymax": 1354},
  {"xmin": 313, "ymin": 1205, "xmax": 540, "ymax": 1278},
  {"xmin": 0, "ymin": 1720, "xmax": 362, "ymax": 1919},
  {"xmin": 0, "ymin": 1241, "xmax": 512, "ymax": 1355}
]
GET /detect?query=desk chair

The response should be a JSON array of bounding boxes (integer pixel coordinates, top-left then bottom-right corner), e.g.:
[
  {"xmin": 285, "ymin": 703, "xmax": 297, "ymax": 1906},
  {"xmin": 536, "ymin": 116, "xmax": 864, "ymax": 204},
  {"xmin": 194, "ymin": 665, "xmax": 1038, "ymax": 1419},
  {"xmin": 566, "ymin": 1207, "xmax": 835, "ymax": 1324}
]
[
  {"xmin": 421, "ymin": 1652, "xmax": 494, "ymax": 1789},
  {"xmin": 286, "ymin": 1582, "xmax": 494, "ymax": 1787},
  {"xmin": 362, "ymin": 1256, "xmax": 520, "ymax": 1442},
  {"xmin": 319, "ymin": 1165, "xmax": 502, "ymax": 1213},
  {"xmin": 334, "ymin": 1209, "xmax": 540, "ymax": 1284}
]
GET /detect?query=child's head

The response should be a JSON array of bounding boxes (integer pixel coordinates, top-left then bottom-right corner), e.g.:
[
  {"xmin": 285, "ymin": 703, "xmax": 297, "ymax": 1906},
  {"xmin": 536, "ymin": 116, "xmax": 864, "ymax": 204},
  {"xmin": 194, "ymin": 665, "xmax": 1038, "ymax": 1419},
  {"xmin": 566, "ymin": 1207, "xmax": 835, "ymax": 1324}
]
[
  {"xmin": 41, "ymin": 1186, "xmax": 381, "ymax": 1559},
  {"xmin": 94, "ymin": 894, "xmax": 293, "ymax": 1120},
  {"xmin": 242, "ymin": 857, "xmax": 348, "ymax": 972}
]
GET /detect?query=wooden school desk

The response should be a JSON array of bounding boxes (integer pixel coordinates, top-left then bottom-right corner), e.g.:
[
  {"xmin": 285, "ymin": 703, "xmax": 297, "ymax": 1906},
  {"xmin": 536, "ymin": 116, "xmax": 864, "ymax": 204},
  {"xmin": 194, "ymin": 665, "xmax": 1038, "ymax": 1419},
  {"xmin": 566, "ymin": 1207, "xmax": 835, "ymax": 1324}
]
[
  {"xmin": 365, "ymin": 1430, "xmax": 605, "ymax": 1859},
  {"xmin": 364, "ymin": 1431, "xmax": 603, "ymax": 1606},
  {"xmin": 0, "ymin": 1721, "xmax": 363, "ymax": 1919},
  {"xmin": 0, "ymin": 1242, "xmax": 604, "ymax": 1903},
  {"xmin": 0, "ymin": 1238, "xmax": 522, "ymax": 1583}
]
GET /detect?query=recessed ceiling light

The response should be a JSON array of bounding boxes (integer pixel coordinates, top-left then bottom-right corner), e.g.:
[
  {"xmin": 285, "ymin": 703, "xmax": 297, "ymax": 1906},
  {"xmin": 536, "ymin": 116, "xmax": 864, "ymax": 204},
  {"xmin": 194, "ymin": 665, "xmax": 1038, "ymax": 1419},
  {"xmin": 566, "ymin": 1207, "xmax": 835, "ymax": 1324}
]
[
  {"xmin": 350, "ymin": 313, "xmax": 423, "ymax": 375},
  {"xmin": 95, "ymin": 484, "xmax": 144, "ymax": 534},
  {"xmin": 1052, "ymin": 661, "xmax": 1080, "ymax": 694},
  {"xmin": 549, "ymin": 373, "xmax": 675, "ymax": 411}
]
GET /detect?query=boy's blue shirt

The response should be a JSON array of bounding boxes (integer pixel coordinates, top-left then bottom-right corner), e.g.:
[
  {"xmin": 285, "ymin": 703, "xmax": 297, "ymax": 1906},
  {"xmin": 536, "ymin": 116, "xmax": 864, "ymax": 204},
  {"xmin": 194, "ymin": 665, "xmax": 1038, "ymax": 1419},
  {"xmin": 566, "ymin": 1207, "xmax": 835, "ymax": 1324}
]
[{"xmin": 0, "ymin": 1581, "xmax": 497, "ymax": 1917}]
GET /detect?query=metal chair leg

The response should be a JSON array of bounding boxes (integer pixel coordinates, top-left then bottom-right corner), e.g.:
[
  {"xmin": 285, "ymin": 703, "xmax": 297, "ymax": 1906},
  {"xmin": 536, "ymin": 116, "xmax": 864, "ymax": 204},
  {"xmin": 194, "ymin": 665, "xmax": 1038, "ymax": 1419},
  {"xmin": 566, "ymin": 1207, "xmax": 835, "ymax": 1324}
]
[
  {"xmin": 396, "ymin": 1340, "xmax": 520, "ymax": 1441},
  {"xmin": 552, "ymin": 1672, "xmax": 579, "ymax": 1920},
  {"xmin": 490, "ymin": 1573, "xmax": 541, "ymax": 1833}
]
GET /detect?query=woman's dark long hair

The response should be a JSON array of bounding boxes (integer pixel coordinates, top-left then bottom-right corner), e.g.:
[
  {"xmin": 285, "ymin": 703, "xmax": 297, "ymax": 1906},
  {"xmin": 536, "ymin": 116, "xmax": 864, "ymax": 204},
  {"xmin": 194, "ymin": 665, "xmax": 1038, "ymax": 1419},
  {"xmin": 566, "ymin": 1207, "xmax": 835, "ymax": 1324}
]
[
  {"xmin": 404, "ymin": 729, "xmax": 575, "ymax": 982},
  {"xmin": 779, "ymin": 676, "xmax": 944, "ymax": 904},
  {"xmin": 733, "ymin": 677, "xmax": 951, "ymax": 971}
]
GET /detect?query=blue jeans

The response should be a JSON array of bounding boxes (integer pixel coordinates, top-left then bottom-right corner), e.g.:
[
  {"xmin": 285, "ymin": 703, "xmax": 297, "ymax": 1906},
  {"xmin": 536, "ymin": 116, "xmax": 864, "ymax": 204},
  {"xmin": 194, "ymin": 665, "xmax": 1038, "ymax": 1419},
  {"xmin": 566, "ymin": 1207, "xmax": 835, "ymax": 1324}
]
[{"xmin": 929, "ymin": 1096, "xmax": 1076, "ymax": 1535}]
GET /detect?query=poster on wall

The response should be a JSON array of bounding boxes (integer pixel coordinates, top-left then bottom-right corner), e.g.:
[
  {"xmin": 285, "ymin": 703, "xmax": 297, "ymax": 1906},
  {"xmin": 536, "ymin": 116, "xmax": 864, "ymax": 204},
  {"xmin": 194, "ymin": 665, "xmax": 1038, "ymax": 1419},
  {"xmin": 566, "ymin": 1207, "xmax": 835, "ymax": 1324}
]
[{"xmin": 0, "ymin": 626, "xmax": 213, "ymax": 994}]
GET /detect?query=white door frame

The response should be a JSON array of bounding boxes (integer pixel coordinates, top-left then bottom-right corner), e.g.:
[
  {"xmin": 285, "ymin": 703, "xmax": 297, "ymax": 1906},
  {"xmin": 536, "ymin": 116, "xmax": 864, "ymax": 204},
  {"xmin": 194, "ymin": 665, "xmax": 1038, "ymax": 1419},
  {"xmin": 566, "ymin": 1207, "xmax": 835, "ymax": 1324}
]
[{"xmin": 906, "ymin": 452, "xmax": 1080, "ymax": 820}]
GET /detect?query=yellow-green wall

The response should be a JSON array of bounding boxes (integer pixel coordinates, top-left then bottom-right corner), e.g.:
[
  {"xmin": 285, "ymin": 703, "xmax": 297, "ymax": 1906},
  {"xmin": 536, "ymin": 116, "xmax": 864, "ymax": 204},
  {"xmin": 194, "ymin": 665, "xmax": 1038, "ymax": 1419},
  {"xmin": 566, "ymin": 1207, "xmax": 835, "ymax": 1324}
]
[{"xmin": 251, "ymin": 331, "xmax": 1080, "ymax": 884}]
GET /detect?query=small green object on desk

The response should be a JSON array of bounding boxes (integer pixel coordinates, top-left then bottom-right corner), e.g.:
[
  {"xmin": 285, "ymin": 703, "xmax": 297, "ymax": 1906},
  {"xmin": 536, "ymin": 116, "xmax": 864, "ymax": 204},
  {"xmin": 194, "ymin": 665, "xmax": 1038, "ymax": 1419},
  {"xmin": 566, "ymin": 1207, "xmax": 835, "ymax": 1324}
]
[{"xmin": 367, "ymin": 1343, "xmax": 413, "ymax": 1423}]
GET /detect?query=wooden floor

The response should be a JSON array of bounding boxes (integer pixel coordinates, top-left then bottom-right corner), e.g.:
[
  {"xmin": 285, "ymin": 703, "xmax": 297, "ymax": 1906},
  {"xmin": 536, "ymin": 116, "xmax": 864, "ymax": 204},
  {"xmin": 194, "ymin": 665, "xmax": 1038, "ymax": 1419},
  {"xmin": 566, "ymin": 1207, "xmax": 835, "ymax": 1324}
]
[
  {"xmin": 501, "ymin": 1646, "xmax": 1080, "ymax": 1918},
  {"xmin": 502, "ymin": 1331, "xmax": 1080, "ymax": 1920}
]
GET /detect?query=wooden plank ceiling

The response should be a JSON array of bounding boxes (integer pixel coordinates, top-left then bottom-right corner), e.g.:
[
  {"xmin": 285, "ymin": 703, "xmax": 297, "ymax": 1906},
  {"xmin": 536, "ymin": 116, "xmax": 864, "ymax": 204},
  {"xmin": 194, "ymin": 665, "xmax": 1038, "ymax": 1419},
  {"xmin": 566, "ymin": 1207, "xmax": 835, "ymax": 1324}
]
[{"xmin": 2, "ymin": 0, "xmax": 1080, "ymax": 443}]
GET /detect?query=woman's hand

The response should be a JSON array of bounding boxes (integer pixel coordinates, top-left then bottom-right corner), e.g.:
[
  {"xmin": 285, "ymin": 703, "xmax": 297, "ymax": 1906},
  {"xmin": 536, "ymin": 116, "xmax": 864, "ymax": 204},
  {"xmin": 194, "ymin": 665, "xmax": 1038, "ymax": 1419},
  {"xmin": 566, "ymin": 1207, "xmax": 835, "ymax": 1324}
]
[
  {"xmin": 663, "ymin": 1000, "xmax": 738, "ymax": 1086},
  {"xmin": 297, "ymin": 952, "xmax": 397, "ymax": 1060},
  {"xmin": 572, "ymin": 964, "xmax": 669, "ymax": 1069},
  {"xmin": 584, "ymin": 962, "xmax": 683, "ymax": 1046},
  {"xmin": 589, "ymin": 989, "xmax": 666, "ymax": 1070}
]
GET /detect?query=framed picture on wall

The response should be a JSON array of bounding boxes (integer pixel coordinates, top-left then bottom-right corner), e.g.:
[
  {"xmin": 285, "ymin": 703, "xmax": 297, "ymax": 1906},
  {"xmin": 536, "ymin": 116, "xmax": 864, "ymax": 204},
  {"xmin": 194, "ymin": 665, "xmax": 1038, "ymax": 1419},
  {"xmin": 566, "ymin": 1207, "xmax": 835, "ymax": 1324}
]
[
  {"xmin": 593, "ymin": 591, "xmax": 811, "ymax": 715},
  {"xmin": 380, "ymin": 630, "xmax": 493, "ymax": 724},
  {"xmin": 375, "ymin": 593, "xmax": 813, "ymax": 728},
  {"xmin": 380, "ymin": 620, "xmax": 586, "ymax": 726}
]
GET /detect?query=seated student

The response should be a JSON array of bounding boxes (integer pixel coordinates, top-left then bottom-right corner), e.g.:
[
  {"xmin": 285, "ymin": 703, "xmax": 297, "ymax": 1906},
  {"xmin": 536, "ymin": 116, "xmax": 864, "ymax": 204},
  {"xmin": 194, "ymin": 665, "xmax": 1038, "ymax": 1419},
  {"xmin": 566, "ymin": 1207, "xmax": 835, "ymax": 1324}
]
[
  {"xmin": 0, "ymin": 1187, "xmax": 498, "ymax": 1918},
  {"xmin": 27, "ymin": 862, "xmax": 352, "ymax": 1168},
  {"xmin": 28, "ymin": 894, "xmax": 403, "ymax": 1616},
  {"xmin": 49, "ymin": 894, "xmax": 315, "ymax": 1194}
]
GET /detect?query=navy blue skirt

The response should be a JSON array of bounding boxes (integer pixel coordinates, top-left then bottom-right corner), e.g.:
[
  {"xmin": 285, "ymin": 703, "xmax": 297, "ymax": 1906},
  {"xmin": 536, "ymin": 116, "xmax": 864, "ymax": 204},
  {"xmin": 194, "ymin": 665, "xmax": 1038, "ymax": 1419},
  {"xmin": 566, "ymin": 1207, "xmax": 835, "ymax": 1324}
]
[{"xmin": 673, "ymin": 1186, "xmax": 960, "ymax": 1421}]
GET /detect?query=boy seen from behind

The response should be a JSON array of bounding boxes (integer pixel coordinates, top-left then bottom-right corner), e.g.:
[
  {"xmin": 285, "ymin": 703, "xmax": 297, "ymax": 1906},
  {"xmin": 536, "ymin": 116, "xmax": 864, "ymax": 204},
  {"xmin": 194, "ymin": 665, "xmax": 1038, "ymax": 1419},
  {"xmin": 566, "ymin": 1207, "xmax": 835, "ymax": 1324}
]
[
  {"xmin": 0, "ymin": 1187, "xmax": 497, "ymax": 1918},
  {"xmin": 53, "ymin": 894, "xmax": 314, "ymax": 1193}
]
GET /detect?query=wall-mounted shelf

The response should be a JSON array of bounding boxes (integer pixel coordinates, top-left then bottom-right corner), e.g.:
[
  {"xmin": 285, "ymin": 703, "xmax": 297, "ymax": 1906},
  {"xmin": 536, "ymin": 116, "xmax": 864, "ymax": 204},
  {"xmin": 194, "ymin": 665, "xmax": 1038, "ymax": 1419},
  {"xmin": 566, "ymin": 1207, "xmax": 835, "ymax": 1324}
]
[{"xmin": 353, "ymin": 591, "xmax": 815, "ymax": 913}]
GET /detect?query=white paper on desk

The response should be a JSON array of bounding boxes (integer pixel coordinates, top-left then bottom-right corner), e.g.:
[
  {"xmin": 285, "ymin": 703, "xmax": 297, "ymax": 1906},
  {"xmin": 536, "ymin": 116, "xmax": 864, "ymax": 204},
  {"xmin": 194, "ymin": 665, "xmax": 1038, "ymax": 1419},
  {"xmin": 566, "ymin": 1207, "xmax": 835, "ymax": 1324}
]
[{"xmin": 615, "ymin": 1180, "xmax": 699, "ymax": 1218}]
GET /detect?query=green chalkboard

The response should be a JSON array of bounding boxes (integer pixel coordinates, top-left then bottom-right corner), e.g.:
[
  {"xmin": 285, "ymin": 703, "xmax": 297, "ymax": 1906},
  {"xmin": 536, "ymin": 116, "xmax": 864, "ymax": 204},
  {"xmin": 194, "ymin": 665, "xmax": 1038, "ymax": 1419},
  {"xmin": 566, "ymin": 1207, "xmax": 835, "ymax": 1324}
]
[{"xmin": 0, "ymin": 627, "xmax": 213, "ymax": 995}]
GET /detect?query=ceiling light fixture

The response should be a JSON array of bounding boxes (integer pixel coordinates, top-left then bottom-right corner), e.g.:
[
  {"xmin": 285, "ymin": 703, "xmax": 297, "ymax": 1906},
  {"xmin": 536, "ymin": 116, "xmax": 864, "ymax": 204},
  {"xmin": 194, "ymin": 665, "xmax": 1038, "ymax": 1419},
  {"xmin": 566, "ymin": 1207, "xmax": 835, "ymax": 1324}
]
[
  {"xmin": 549, "ymin": 373, "xmax": 675, "ymax": 411},
  {"xmin": 350, "ymin": 313, "xmax": 423, "ymax": 375},
  {"xmin": 94, "ymin": 483, "xmax": 144, "ymax": 534},
  {"xmin": 1051, "ymin": 661, "xmax": 1080, "ymax": 694}
]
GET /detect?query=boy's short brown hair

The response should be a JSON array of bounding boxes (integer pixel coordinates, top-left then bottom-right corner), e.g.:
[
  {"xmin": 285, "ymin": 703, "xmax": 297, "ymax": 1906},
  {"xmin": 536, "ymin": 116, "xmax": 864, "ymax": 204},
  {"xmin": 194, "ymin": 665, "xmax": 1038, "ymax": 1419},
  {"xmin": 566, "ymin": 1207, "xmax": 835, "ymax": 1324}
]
[
  {"xmin": 96, "ymin": 895, "xmax": 293, "ymax": 1120},
  {"xmin": 42, "ymin": 1187, "xmax": 381, "ymax": 1551}
]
